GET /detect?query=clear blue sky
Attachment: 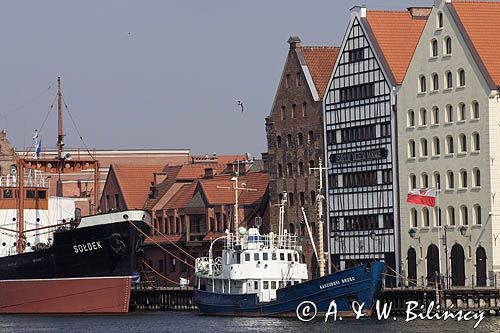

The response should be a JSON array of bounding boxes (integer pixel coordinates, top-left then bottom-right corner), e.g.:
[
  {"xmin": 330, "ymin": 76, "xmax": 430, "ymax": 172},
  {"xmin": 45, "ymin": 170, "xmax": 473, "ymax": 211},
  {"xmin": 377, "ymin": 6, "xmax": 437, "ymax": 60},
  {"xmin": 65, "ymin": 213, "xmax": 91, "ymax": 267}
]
[{"xmin": 0, "ymin": 0, "xmax": 430, "ymax": 157}]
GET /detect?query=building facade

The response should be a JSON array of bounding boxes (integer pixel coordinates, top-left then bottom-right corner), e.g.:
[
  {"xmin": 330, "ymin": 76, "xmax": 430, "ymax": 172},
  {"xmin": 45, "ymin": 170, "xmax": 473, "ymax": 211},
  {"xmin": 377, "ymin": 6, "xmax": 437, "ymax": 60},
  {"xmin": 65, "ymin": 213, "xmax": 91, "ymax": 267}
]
[
  {"xmin": 398, "ymin": 0, "xmax": 500, "ymax": 288},
  {"xmin": 324, "ymin": 6, "xmax": 429, "ymax": 285},
  {"xmin": 265, "ymin": 37, "xmax": 339, "ymax": 277}
]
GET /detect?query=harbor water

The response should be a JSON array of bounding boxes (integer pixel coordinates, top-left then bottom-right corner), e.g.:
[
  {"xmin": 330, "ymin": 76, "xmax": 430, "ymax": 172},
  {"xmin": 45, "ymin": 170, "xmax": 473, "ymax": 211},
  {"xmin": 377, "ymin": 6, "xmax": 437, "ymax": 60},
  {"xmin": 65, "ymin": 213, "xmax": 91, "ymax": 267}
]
[{"xmin": 0, "ymin": 311, "xmax": 496, "ymax": 333}]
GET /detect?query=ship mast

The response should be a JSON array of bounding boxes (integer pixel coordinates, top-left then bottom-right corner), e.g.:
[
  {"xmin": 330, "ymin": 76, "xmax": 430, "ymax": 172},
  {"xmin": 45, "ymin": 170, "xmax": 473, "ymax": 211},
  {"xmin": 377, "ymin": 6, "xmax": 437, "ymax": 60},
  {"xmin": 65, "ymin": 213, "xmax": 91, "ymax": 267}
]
[
  {"xmin": 309, "ymin": 157, "xmax": 327, "ymax": 277},
  {"xmin": 57, "ymin": 77, "xmax": 64, "ymax": 160}
]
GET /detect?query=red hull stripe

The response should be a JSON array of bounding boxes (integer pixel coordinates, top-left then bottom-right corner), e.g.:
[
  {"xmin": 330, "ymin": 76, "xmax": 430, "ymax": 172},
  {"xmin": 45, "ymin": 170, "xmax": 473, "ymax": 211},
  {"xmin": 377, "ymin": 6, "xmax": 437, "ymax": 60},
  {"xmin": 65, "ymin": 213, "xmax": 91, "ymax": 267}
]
[
  {"xmin": 407, "ymin": 193, "xmax": 436, "ymax": 207},
  {"xmin": 0, "ymin": 276, "xmax": 131, "ymax": 313}
]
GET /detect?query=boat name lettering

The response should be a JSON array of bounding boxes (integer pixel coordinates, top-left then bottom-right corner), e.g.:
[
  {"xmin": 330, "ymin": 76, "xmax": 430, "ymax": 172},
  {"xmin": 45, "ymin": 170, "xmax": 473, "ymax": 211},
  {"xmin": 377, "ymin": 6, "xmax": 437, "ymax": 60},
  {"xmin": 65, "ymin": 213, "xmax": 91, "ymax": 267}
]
[
  {"xmin": 73, "ymin": 241, "xmax": 102, "ymax": 253},
  {"xmin": 319, "ymin": 276, "xmax": 355, "ymax": 289}
]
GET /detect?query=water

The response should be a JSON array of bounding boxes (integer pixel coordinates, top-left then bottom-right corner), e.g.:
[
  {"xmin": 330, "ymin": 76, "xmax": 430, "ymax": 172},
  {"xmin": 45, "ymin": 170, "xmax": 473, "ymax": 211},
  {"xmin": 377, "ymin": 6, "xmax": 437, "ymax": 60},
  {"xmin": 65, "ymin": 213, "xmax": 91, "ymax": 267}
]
[{"xmin": 0, "ymin": 312, "xmax": 497, "ymax": 333}]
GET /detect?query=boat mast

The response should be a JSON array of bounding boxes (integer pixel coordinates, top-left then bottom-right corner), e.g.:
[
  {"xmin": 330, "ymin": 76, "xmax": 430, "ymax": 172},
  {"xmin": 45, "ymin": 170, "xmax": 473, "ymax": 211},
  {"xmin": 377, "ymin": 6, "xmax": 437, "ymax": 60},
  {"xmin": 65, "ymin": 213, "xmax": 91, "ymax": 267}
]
[
  {"xmin": 57, "ymin": 77, "xmax": 64, "ymax": 160},
  {"xmin": 310, "ymin": 157, "xmax": 327, "ymax": 277}
]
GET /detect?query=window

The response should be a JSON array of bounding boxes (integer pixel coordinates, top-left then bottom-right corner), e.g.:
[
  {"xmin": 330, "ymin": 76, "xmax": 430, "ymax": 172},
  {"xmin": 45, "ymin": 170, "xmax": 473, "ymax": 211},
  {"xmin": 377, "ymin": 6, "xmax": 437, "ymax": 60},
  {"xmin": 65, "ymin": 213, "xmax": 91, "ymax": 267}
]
[
  {"xmin": 298, "ymin": 132, "xmax": 303, "ymax": 146},
  {"xmin": 263, "ymin": 281, "xmax": 269, "ymax": 289},
  {"xmin": 159, "ymin": 259, "xmax": 164, "ymax": 273},
  {"xmin": 458, "ymin": 103, "xmax": 466, "ymax": 121},
  {"xmin": 170, "ymin": 257, "xmax": 176, "ymax": 272},
  {"xmin": 382, "ymin": 169, "xmax": 392, "ymax": 184},
  {"xmin": 448, "ymin": 206, "xmax": 456, "ymax": 226},
  {"xmin": 298, "ymin": 161, "xmax": 304, "ymax": 176},
  {"xmin": 431, "ymin": 39, "xmax": 438, "ymax": 57},
  {"xmin": 432, "ymin": 107, "xmax": 440, "ymax": 125},
  {"xmin": 287, "ymin": 163, "xmax": 293, "ymax": 177},
  {"xmin": 432, "ymin": 73, "xmax": 439, "ymax": 91},
  {"xmin": 422, "ymin": 173, "xmax": 429, "ymax": 188},
  {"xmin": 349, "ymin": 48, "xmax": 365, "ymax": 62},
  {"xmin": 433, "ymin": 137, "xmax": 440, "ymax": 155},
  {"xmin": 291, "ymin": 104, "xmax": 296, "ymax": 118},
  {"xmin": 423, "ymin": 208, "xmax": 430, "ymax": 227},
  {"xmin": 458, "ymin": 69, "xmax": 465, "ymax": 87},
  {"xmin": 438, "ymin": 12, "xmax": 443, "ymax": 28},
  {"xmin": 409, "ymin": 174, "xmax": 417, "ymax": 190},
  {"xmin": 302, "ymin": 102, "xmax": 307, "ymax": 117},
  {"xmin": 114, "ymin": 193, "xmax": 120, "ymax": 209},
  {"xmin": 420, "ymin": 108, "xmax": 427, "ymax": 126},
  {"xmin": 276, "ymin": 136, "xmax": 282, "ymax": 148},
  {"xmin": 445, "ymin": 37, "xmax": 452, "ymax": 55},
  {"xmin": 310, "ymin": 191, "xmax": 316, "ymax": 204},
  {"xmin": 254, "ymin": 253, "xmax": 260, "ymax": 261},
  {"xmin": 299, "ymin": 192, "xmax": 305, "ymax": 206},
  {"xmin": 308, "ymin": 131, "xmax": 314, "ymax": 144},
  {"xmin": 280, "ymin": 253, "xmax": 285, "ymax": 261},
  {"xmin": 446, "ymin": 135, "xmax": 454, "ymax": 154},
  {"xmin": 380, "ymin": 122, "xmax": 391, "ymax": 138},
  {"xmin": 408, "ymin": 140, "xmax": 416, "ymax": 158},
  {"xmin": 263, "ymin": 253, "xmax": 268, "ymax": 260},
  {"xmin": 472, "ymin": 101, "xmax": 479, "ymax": 119},
  {"xmin": 408, "ymin": 110, "xmax": 415, "ymax": 127},
  {"xmin": 472, "ymin": 132, "xmax": 480, "ymax": 151},
  {"xmin": 421, "ymin": 138, "xmax": 428, "ymax": 157},
  {"xmin": 280, "ymin": 106, "xmax": 285, "ymax": 120},
  {"xmin": 474, "ymin": 205, "xmax": 482, "ymax": 225},
  {"xmin": 308, "ymin": 160, "xmax": 314, "ymax": 174},
  {"xmin": 419, "ymin": 75, "xmax": 427, "ymax": 93},
  {"xmin": 339, "ymin": 83, "xmax": 375, "ymax": 102},
  {"xmin": 287, "ymin": 134, "xmax": 292, "ymax": 147},
  {"xmin": 296, "ymin": 72, "xmax": 301, "ymax": 86},
  {"xmin": 286, "ymin": 74, "xmax": 291, "ymax": 88},
  {"xmin": 435, "ymin": 207, "xmax": 442, "ymax": 226},
  {"xmin": 446, "ymin": 71, "xmax": 452, "ymax": 89},
  {"xmin": 447, "ymin": 170, "xmax": 455, "ymax": 189},
  {"xmin": 26, "ymin": 190, "xmax": 35, "ymax": 199},
  {"xmin": 459, "ymin": 134, "xmax": 467, "ymax": 153},
  {"xmin": 434, "ymin": 172, "xmax": 441, "ymax": 190},
  {"xmin": 277, "ymin": 164, "xmax": 283, "ymax": 177},
  {"xmin": 461, "ymin": 206, "xmax": 469, "ymax": 225},
  {"xmin": 245, "ymin": 253, "xmax": 250, "ymax": 262},
  {"xmin": 473, "ymin": 168, "xmax": 481, "ymax": 187},
  {"xmin": 446, "ymin": 105, "xmax": 453, "ymax": 122},
  {"xmin": 288, "ymin": 193, "xmax": 294, "ymax": 206},
  {"xmin": 37, "ymin": 190, "xmax": 46, "ymax": 199},
  {"xmin": 460, "ymin": 169, "xmax": 467, "ymax": 188},
  {"xmin": 342, "ymin": 171, "xmax": 377, "ymax": 187},
  {"xmin": 340, "ymin": 125, "xmax": 376, "ymax": 143},
  {"xmin": 411, "ymin": 208, "xmax": 418, "ymax": 228}
]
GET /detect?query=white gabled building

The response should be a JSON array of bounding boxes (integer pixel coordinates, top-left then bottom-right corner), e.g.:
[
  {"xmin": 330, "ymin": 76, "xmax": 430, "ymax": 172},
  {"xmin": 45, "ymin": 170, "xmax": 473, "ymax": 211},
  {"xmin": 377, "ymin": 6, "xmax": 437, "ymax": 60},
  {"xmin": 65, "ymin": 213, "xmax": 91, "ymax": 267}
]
[
  {"xmin": 398, "ymin": 0, "xmax": 500, "ymax": 288},
  {"xmin": 323, "ymin": 5, "xmax": 430, "ymax": 286}
]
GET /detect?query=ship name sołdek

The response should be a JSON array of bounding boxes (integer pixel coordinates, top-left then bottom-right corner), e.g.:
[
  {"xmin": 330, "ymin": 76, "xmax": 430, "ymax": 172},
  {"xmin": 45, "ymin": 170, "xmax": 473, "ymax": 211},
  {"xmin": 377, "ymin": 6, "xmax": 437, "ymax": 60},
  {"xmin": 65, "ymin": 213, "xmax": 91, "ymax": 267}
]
[
  {"xmin": 319, "ymin": 276, "xmax": 356, "ymax": 290},
  {"xmin": 329, "ymin": 148, "xmax": 388, "ymax": 164}
]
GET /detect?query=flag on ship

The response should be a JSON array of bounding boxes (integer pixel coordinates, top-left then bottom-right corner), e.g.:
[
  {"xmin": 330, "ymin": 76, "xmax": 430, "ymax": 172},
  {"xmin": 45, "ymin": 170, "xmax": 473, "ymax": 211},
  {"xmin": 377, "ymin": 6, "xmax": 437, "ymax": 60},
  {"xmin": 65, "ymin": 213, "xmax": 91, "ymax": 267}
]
[
  {"xmin": 407, "ymin": 188, "xmax": 436, "ymax": 207},
  {"xmin": 35, "ymin": 138, "xmax": 42, "ymax": 159}
]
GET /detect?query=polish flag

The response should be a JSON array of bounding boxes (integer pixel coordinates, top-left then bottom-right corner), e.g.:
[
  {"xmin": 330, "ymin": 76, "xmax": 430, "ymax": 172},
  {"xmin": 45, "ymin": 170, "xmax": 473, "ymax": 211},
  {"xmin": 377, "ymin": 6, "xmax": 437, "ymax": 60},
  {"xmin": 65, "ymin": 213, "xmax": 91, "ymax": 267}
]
[{"xmin": 407, "ymin": 188, "xmax": 436, "ymax": 207}]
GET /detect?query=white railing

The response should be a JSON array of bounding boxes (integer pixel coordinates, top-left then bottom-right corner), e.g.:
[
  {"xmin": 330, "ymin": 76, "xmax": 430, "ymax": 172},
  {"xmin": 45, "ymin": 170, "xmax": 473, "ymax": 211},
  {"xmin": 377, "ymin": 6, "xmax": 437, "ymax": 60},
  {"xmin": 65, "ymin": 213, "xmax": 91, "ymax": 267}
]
[
  {"xmin": 224, "ymin": 232, "xmax": 299, "ymax": 251},
  {"xmin": 0, "ymin": 175, "xmax": 48, "ymax": 188}
]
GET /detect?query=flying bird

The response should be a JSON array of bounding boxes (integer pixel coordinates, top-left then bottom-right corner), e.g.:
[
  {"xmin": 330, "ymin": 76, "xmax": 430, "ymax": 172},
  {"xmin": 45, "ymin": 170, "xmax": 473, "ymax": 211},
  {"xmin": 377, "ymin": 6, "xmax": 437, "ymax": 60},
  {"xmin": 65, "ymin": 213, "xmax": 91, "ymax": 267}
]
[{"xmin": 237, "ymin": 100, "xmax": 244, "ymax": 112}]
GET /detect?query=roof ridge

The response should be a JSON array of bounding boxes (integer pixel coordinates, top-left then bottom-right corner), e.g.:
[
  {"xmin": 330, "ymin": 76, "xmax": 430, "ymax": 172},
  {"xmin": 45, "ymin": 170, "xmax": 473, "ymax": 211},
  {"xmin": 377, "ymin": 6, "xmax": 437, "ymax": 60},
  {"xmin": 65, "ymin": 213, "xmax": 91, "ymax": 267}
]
[{"xmin": 301, "ymin": 46, "xmax": 339, "ymax": 49}]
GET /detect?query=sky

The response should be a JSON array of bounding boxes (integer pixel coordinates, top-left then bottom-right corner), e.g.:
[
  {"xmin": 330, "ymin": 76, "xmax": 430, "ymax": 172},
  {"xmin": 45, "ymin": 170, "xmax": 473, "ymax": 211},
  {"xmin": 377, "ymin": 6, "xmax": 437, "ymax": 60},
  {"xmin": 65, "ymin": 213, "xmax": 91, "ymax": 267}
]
[{"xmin": 0, "ymin": 0, "xmax": 431, "ymax": 158}]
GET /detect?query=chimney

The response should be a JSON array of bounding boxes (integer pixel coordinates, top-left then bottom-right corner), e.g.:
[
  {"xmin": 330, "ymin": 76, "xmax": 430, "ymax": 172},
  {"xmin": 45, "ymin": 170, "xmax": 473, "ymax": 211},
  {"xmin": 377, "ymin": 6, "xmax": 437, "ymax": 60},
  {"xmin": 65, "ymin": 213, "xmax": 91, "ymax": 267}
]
[
  {"xmin": 153, "ymin": 172, "xmax": 167, "ymax": 185},
  {"xmin": 288, "ymin": 36, "xmax": 301, "ymax": 50},
  {"xmin": 204, "ymin": 168, "xmax": 214, "ymax": 179},
  {"xmin": 407, "ymin": 7, "xmax": 432, "ymax": 18},
  {"xmin": 350, "ymin": 5, "xmax": 366, "ymax": 19}
]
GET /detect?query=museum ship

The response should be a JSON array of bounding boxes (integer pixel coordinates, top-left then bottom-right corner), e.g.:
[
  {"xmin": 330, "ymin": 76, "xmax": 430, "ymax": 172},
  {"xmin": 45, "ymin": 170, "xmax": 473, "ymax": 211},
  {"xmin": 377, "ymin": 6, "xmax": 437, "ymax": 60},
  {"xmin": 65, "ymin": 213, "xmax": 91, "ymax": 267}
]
[
  {"xmin": 193, "ymin": 159, "xmax": 385, "ymax": 317},
  {"xmin": 0, "ymin": 78, "xmax": 150, "ymax": 313}
]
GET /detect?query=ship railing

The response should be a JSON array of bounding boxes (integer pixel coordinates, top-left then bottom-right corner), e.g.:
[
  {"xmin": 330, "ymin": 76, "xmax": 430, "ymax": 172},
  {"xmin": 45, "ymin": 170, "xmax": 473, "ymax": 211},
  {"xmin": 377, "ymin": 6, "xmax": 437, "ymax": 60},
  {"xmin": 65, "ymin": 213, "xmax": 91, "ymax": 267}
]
[
  {"xmin": 0, "ymin": 175, "xmax": 49, "ymax": 188},
  {"xmin": 223, "ymin": 233, "xmax": 299, "ymax": 251},
  {"xmin": 195, "ymin": 256, "xmax": 222, "ymax": 276}
]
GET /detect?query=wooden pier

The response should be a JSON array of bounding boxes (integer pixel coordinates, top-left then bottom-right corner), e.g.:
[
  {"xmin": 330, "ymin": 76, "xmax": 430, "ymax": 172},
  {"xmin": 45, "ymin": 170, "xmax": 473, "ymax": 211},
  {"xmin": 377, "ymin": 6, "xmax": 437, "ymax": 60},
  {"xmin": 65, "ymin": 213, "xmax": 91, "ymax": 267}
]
[{"xmin": 129, "ymin": 287, "xmax": 198, "ymax": 312}]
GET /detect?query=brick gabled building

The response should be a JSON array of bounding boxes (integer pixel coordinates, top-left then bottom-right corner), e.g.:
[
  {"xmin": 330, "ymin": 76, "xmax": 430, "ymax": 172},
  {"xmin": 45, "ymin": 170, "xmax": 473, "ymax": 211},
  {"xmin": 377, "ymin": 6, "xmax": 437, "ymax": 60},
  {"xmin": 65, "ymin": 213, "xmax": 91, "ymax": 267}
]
[{"xmin": 265, "ymin": 36, "xmax": 339, "ymax": 277}]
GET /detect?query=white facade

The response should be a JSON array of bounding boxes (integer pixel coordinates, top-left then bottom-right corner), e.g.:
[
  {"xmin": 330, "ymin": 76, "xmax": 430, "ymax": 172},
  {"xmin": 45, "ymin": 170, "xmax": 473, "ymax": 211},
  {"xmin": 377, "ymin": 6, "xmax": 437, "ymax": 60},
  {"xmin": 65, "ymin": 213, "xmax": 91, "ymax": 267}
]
[{"xmin": 398, "ymin": 0, "xmax": 500, "ymax": 287}]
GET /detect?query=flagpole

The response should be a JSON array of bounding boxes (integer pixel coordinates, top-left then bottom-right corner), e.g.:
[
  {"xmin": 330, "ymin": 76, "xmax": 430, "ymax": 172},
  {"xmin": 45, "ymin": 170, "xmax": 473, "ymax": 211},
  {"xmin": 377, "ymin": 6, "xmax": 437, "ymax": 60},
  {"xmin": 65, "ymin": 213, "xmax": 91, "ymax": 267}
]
[{"xmin": 436, "ymin": 183, "xmax": 441, "ymax": 288}]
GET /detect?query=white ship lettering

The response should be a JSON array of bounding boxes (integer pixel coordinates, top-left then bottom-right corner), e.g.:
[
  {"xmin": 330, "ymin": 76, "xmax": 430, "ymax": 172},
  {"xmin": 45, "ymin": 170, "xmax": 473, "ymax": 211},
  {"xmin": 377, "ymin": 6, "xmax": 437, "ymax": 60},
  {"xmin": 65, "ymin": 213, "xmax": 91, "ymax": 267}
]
[{"xmin": 73, "ymin": 241, "xmax": 103, "ymax": 254}]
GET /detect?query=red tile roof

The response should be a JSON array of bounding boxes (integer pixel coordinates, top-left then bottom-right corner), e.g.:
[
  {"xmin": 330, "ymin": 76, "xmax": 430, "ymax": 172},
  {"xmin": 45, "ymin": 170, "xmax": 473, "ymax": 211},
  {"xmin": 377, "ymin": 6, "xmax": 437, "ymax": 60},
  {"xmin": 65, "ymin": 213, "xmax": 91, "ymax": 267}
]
[
  {"xmin": 112, "ymin": 164, "xmax": 164, "ymax": 209},
  {"xmin": 151, "ymin": 182, "xmax": 185, "ymax": 211},
  {"xmin": 199, "ymin": 172, "xmax": 269, "ymax": 205},
  {"xmin": 452, "ymin": 1, "xmax": 500, "ymax": 87},
  {"xmin": 366, "ymin": 10, "xmax": 428, "ymax": 84},
  {"xmin": 301, "ymin": 46, "xmax": 340, "ymax": 98},
  {"xmin": 166, "ymin": 183, "xmax": 198, "ymax": 209}
]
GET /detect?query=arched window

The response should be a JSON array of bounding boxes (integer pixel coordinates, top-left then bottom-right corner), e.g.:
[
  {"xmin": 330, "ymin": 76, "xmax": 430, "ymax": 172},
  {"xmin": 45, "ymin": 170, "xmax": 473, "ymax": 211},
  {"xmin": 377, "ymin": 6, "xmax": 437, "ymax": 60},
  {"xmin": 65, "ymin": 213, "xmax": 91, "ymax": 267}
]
[
  {"xmin": 460, "ymin": 169, "xmax": 467, "ymax": 188},
  {"xmin": 408, "ymin": 140, "xmax": 416, "ymax": 158},
  {"xmin": 458, "ymin": 69, "xmax": 465, "ymax": 86},
  {"xmin": 408, "ymin": 110, "xmax": 415, "ymax": 127},
  {"xmin": 298, "ymin": 161, "xmax": 304, "ymax": 176},
  {"xmin": 421, "ymin": 138, "xmax": 428, "ymax": 157},
  {"xmin": 422, "ymin": 173, "xmax": 429, "ymax": 188},
  {"xmin": 308, "ymin": 160, "xmax": 314, "ymax": 174},
  {"xmin": 435, "ymin": 207, "xmax": 442, "ymax": 226},
  {"xmin": 288, "ymin": 192, "xmax": 294, "ymax": 206},
  {"xmin": 448, "ymin": 206, "xmax": 456, "ymax": 226},
  {"xmin": 474, "ymin": 205, "xmax": 482, "ymax": 224},
  {"xmin": 431, "ymin": 39, "xmax": 438, "ymax": 57},
  {"xmin": 447, "ymin": 170, "xmax": 455, "ymax": 189},
  {"xmin": 445, "ymin": 37, "xmax": 452, "ymax": 55},
  {"xmin": 461, "ymin": 206, "xmax": 468, "ymax": 225},
  {"xmin": 419, "ymin": 75, "xmax": 426, "ymax": 93},
  {"xmin": 297, "ymin": 132, "xmax": 303, "ymax": 146},
  {"xmin": 277, "ymin": 164, "xmax": 283, "ymax": 177},
  {"xmin": 302, "ymin": 102, "xmax": 307, "ymax": 117},
  {"xmin": 410, "ymin": 208, "xmax": 418, "ymax": 228},
  {"xmin": 276, "ymin": 136, "xmax": 282, "ymax": 148},
  {"xmin": 289, "ymin": 223, "xmax": 296, "ymax": 234},
  {"xmin": 446, "ymin": 135, "xmax": 454, "ymax": 154},
  {"xmin": 432, "ymin": 73, "xmax": 439, "ymax": 91},
  {"xmin": 409, "ymin": 174, "xmax": 417, "ymax": 190},
  {"xmin": 434, "ymin": 172, "xmax": 441, "ymax": 190},
  {"xmin": 433, "ymin": 137, "xmax": 440, "ymax": 155},
  {"xmin": 432, "ymin": 106, "xmax": 440, "ymax": 124},
  {"xmin": 310, "ymin": 191, "xmax": 316, "ymax": 204},
  {"xmin": 287, "ymin": 163, "xmax": 293, "ymax": 177},
  {"xmin": 472, "ymin": 101, "xmax": 479, "ymax": 119},
  {"xmin": 446, "ymin": 104, "xmax": 453, "ymax": 122},
  {"xmin": 472, "ymin": 132, "xmax": 480, "ymax": 151},
  {"xmin": 473, "ymin": 168, "xmax": 481, "ymax": 187},
  {"xmin": 446, "ymin": 71, "xmax": 452, "ymax": 89},
  {"xmin": 308, "ymin": 131, "xmax": 314, "ymax": 144},
  {"xmin": 438, "ymin": 12, "xmax": 443, "ymax": 28},
  {"xmin": 459, "ymin": 133, "xmax": 467, "ymax": 152},
  {"xmin": 420, "ymin": 108, "xmax": 427, "ymax": 126},
  {"xmin": 287, "ymin": 134, "xmax": 292, "ymax": 147},
  {"xmin": 423, "ymin": 208, "xmax": 430, "ymax": 227},
  {"xmin": 458, "ymin": 103, "xmax": 466, "ymax": 121}
]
